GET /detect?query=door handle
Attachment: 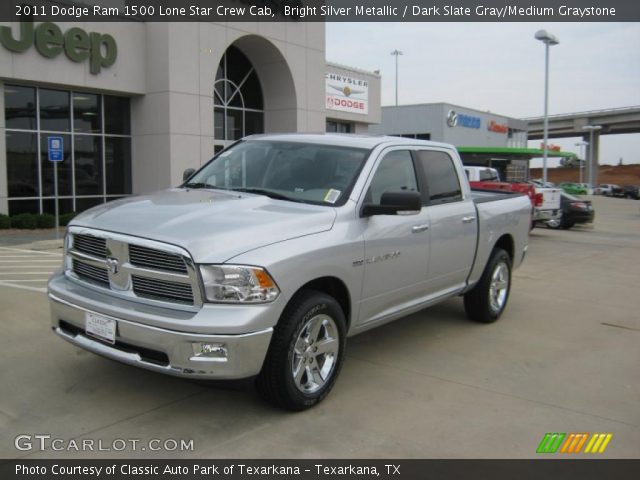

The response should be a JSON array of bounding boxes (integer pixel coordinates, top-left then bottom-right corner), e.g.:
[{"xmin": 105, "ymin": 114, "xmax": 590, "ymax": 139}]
[
  {"xmin": 412, "ymin": 224, "xmax": 430, "ymax": 233},
  {"xmin": 462, "ymin": 216, "xmax": 476, "ymax": 223}
]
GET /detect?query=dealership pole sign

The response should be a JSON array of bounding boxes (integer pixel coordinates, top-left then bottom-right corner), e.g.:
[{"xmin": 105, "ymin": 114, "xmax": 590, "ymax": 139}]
[
  {"xmin": 326, "ymin": 73, "xmax": 369, "ymax": 115},
  {"xmin": 0, "ymin": 20, "xmax": 117, "ymax": 74}
]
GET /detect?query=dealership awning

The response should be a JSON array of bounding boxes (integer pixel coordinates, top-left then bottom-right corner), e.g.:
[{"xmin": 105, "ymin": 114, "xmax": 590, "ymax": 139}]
[{"xmin": 456, "ymin": 146, "xmax": 576, "ymax": 160}]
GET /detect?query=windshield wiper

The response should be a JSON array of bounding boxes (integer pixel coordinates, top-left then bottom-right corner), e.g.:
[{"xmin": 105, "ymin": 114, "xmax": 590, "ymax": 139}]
[
  {"xmin": 183, "ymin": 182, "xmax": 218, "ymax": 189},
  {"xmin": 230, "ymin": 187, "xmax": 302, "ymax": 203}
]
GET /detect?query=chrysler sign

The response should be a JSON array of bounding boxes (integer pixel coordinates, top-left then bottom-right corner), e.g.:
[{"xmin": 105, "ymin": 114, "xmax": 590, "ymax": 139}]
[{"xmin": 326, "ymin": 73, "xmax": 369, "ymax": 115}]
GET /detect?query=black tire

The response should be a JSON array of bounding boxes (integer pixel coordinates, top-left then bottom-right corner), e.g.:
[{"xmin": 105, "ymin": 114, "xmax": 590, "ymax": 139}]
[
  {"xmin": 464, "ymin": 248, "xmax": 512, "ymax": 323},
  {"xmin": 561, "ymin": 221, "xmax": 575, "ymax": 230},
  {"xmin": 256, "ymin": 290, "xmax": 346, "ymax": 411}
]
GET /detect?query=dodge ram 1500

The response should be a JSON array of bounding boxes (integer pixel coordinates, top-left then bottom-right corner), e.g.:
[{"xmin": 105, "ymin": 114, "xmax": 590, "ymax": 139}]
[{"xmin": 48, "ymin": 134, "xmax": 531, "ymax": 410}]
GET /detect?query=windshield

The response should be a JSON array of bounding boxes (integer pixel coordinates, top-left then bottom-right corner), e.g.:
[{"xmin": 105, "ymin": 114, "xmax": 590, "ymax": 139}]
[{"xmin": 184, "ymin": 140, "xmax": 369, "ymax": 206}]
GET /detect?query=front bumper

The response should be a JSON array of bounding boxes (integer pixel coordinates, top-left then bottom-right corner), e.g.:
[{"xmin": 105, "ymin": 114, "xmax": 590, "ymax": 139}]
[{"xmin": 48, "ymin": 276, "xmax": 275, "ymax": 380}]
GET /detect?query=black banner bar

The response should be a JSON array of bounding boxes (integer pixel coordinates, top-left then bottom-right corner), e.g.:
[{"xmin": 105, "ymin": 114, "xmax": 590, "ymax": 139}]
[
  {"xmin": 1, "ymin": 460, "xmax": 639, "ymax": 480},
  {"xmin": 0, "ymin": 0, "xmax": 639, "ymax": 22}
]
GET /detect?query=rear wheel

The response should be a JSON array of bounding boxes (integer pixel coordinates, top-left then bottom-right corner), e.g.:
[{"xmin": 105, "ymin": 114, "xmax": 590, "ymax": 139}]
[
  {"xmin": 256, "ymin": 290, "xmax": 346, "ymax": 411},
  {"xmin": 464, "ymin": 248, "xmax": 512, "ymax": 323}
]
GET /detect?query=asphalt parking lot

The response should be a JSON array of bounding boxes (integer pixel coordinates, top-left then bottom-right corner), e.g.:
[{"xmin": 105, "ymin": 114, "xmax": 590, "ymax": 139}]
[{"xmin": 1, "ymin": 195, "xmax": 638, "ymax": 459}]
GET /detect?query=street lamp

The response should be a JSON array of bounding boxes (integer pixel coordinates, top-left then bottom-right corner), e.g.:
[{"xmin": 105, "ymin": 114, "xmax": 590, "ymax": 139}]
[
  {"xmin": 574, "ymin": 141, "xmax": 588, "ymax": 184},
  {"xmin": 390, "ymin": 49, "xmax": 403, "ymax": 106},
  {"xmin": 534, "ymin": 29, "xmax": 559, "ymax": 184},
  {"xmin": 582, "ymin": 125, "xmax": 602, "ymax": 188}
]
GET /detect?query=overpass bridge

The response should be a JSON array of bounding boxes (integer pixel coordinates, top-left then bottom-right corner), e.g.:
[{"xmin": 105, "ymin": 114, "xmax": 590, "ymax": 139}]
[{"xmin": 524, "ymin": 106, "xmax": 640, "ymax": 185}]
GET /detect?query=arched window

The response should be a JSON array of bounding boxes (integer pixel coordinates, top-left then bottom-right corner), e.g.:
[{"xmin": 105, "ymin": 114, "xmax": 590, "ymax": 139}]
[{"xmin": 214, "ymin": 46, "xmax": 264, "ymax": 152}]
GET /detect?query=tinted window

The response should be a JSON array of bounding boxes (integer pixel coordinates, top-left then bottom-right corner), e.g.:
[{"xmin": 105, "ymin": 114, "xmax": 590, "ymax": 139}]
[
  {"xmin": 6, "ymin": 132, "xmax": 39, "ymax": 197},
  {"xmin": 367, "ymin": 150, "xmax": 418, "ymax": 204},
  {"xmin": 104, "ymin": 95, "xmax": 130, "ymax": 134},
  {"xmin": 39, "ymin": 89, "xmax": 70, "ymax": 132},
  {"xmin": 74, "ymin": 136, "xmax": 103, "ymax": 195},
  {"xmin": 105, "ymin": 137, "xmax": 132, "ymax": 194},
  {"xmin": 416, "ymin": 150, "xmax": 462, "ymax": 204},
  {"xmin": 4, "ymin": 85, "xmax": 36, "ymax": 130},
  {"xmin": 73, "ymin": 93, "xmax": 101, "ymax": 133}
]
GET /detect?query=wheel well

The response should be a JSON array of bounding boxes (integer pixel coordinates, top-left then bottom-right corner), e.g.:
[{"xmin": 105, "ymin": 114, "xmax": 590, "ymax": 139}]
[
  {"xmin": 295, "ymin": 277, "xmax": 351, "ymax": 328},
  {"xmin": 495, "ymin": 234, "xmax": 514, "ymax": 261}
]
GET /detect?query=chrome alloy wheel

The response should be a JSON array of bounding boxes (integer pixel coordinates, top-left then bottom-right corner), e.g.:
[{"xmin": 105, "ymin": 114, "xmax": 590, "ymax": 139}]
[
  {"xmin": 291, "ymin": 314, "xmax": 340, "ymax": 394},
  {"xmin": 489, "ymin": 262, "xmax": 509, "ymax": 313}
]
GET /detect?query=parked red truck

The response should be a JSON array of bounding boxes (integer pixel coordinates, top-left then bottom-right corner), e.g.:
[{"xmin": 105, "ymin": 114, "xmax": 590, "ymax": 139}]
[{"xmin": 463, "ymin": 166, "xmax": 560, "ymax": 225}]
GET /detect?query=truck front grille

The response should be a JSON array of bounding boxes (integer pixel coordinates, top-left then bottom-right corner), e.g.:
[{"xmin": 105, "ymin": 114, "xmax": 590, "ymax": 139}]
[
  {"xmin": 129, "ymin": 244, "xmax": 188, "ymax": 274},
  {"xmin": 67, "ymin": 228, "xmax": 201, "ymax": 309},
  {"xmin": 72, "ymin": 259, "xmax": 109, "ymax": 286},
  {"xmin": 73, "ymin": 234, "xmax": 107, "ymax": 258},
  {"xmin": 132, "ymin": 275, "xmax": 194, "ymax": 304}
]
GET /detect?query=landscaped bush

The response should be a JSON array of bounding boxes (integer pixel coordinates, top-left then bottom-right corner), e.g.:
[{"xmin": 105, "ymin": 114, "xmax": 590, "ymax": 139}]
[
  {"xmin": 0, "ymin": 214, "xmax": 10, "ymax": 229},
  {"xmin": 59, "ymin": 212, "xmax": 77, "ymax": 226},
  {"xmin": 35, "ymin": 213, "xmax": 55, "ymax": 229},
  {"xmin": 10, "ymin": 213, "xmax": 38, "ymax": 229}
]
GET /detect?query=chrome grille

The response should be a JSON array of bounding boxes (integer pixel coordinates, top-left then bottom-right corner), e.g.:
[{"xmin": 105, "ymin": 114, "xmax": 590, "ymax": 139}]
[
  {"xmin": 72, "ymin": 259, "xmax": 109, "ymax": 286},
  {"xmin": 132, "ymin": 276, "xmax": 194, "ymax": 304},
  {"xmin": 66, "ymin": 228, "xmax": 201, "ymax": 309},
  {"xmin": 73, "ymin": 234, "xmax": 107, "ymax": 258},
  {"xmin": 129, "ymin": 244, "xmax": 188, "ymax": 274}
]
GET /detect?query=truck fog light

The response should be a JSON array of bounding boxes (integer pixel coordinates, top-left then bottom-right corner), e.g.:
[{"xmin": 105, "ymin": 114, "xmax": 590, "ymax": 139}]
[{"xmin": 191, "ymin": 342, "xmax": 228, "ymax": 361}]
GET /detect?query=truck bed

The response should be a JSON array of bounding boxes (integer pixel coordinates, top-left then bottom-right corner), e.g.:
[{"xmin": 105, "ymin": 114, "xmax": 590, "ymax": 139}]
[{"xmin": 470, "ymin": 188, "xmax": 525, "ymax": 204}]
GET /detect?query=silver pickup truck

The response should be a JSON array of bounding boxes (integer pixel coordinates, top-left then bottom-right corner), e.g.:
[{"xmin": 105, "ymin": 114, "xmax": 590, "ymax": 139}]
[{"xmin": 48, "ymin": 134, "xmax": 531, "ymax": 410}]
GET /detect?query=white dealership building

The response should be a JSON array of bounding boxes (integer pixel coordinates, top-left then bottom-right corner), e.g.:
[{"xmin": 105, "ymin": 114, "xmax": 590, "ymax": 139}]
[{"xmin": 0, "ymin": 19, "xmax": 380, "ymax": 216}]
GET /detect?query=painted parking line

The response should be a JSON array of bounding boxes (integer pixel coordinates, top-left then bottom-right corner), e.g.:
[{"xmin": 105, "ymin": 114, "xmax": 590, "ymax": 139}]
[{"xmin": 0, "ymin": 247, "xmax": 62, "ymax": 293}]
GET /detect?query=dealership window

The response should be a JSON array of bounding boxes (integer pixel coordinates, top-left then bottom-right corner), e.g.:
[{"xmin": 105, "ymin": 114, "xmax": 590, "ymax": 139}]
[
  {"xmin": 214, "ymin": 46, "xmax": 264, "ymax": 150},
  {"xmin": 326, "ymin": 120, "xmax": 352, "ymax": 133},
  {"xmin": 394, "ymin": 133, "xmax": 431, "ymax": 140},
  {"xmin": 4, "ymin": 84, "xmax": 131, "ymax": 215}
]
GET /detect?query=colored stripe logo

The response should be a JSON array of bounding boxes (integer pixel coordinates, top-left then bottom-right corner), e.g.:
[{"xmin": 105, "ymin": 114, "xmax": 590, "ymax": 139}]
[{"xmin": 537, "ymin": 433, "xmax": 612, "ymax": 454}]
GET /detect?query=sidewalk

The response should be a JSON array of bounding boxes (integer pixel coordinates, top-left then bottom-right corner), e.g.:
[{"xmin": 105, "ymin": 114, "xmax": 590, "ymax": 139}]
[{"xmin": 0, "ymin": 229, "xmax": 64, "ymax": 252}]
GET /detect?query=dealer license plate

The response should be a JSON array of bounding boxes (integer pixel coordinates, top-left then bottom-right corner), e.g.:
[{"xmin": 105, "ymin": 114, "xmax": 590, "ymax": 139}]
[{"xmin": 85, "ymin": 312, "xmax": 116, "ymax": 344}]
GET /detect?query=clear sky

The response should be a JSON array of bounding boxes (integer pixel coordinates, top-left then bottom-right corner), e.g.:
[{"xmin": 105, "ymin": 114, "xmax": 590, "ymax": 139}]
[{"xmin": 326, "ymin": 22, "xmax": 640, "ymax": 166}]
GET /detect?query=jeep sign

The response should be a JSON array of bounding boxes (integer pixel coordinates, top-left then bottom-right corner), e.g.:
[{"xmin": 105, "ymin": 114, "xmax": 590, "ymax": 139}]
[{"xmin": 0, "ymin": 21, "xmax": 117, "ymax": 74}]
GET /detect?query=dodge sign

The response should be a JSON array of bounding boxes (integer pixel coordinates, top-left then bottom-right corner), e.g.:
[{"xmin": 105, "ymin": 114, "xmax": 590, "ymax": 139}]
[{"xmin": 326, "ymin": 73, "xmax": 369, "ymax": 115}]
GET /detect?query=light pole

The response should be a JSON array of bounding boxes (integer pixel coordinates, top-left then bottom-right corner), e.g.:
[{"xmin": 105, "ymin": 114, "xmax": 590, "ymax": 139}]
[
  {"xmin": 534, "ymin": 29, "xmax": 559, "ymax": 184},
  {"xmin": 574, "ymin": 141, "xmax": 588, "ymax": 184},
  {"xmin": 582, "ymin": 125, "xmax": 602, "ymax": 188},
  {"xmin": 390, "ymin": 49, "xmax": 403, "ymax": 106}
]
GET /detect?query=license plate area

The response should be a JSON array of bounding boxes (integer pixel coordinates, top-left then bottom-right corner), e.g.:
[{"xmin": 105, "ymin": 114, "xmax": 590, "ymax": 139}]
[{"xmin": 85, "ymin": 312, "xmax": 116, "ymax": 344}]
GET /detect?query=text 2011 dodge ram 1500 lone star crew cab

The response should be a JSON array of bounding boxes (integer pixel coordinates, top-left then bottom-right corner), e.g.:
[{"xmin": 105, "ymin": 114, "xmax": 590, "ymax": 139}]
[{"xmin": 48, "ymin": 134, "xmax": 531, "ymax": 410}]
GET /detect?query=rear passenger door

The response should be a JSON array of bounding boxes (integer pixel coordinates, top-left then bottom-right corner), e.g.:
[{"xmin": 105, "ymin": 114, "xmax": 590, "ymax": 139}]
[{"xmin": 415, "ymin": 149, "xmax": 477, "ymax": 294}]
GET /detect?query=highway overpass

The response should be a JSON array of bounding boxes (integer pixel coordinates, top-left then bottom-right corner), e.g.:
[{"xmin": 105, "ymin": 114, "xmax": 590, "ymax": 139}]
[{"xmin": 525, "ymin": 106, "xmax": 640, "ymax": 186}]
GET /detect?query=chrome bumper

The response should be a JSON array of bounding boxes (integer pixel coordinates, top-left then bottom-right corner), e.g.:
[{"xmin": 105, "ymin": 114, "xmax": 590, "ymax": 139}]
[{"xmin": 49, "ymin": 293, "xmax": 273, "ymax": 380}]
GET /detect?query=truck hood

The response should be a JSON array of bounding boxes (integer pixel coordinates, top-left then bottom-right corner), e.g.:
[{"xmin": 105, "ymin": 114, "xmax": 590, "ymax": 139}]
[{"xmin": 70, "ymin": 188, "xmax": 336, "ymax": 263}]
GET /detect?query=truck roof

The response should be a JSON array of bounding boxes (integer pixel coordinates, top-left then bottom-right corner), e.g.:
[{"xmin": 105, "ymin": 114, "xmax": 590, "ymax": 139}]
[{"xmin": 244, "ymin": 133, "xmax": 455, "ymax": 151}]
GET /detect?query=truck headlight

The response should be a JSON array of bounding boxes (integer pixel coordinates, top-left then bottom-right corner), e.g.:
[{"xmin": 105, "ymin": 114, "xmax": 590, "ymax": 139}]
[{"xmin": 199, "ymin": 265, "xmax": 280, "ymax": 303}]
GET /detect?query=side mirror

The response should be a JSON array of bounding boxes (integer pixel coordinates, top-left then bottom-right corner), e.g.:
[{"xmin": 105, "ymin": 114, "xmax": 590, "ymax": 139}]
[
  {"xmin": 361, "ymin": 191, "xmax": 422, "ymax": 217},
  {"xmin": 183, "ymin": 168, "xmax": 196, "ymax": 182}
]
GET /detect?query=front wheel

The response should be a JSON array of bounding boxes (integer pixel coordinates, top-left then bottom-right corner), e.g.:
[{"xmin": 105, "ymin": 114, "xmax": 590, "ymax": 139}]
[
  {"xmin": 464, "ymin": 248, "xmax": 512, "ymax": 323},
  {"xmin": 256, "ymin": 290, "xmax": 346, "ymax": 411}
]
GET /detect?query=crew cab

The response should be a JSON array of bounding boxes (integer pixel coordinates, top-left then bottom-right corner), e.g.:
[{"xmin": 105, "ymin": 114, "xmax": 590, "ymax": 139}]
[{"xmin": 48, "ymin": 135, "xmax": 531, "ymax": 410}]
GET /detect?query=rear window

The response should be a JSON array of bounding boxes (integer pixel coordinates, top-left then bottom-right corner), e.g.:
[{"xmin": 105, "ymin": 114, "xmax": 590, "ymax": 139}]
[{"xmin": 416, "ymin": 150, "xmax": 463, "ymax": 205}]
